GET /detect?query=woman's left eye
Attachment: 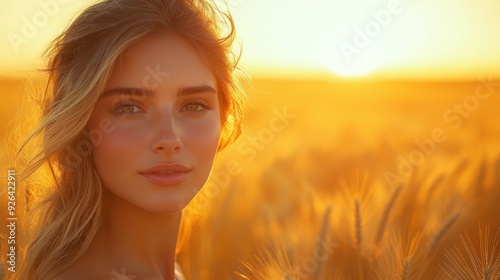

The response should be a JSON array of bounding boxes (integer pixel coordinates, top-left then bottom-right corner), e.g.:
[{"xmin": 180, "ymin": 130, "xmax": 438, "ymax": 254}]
[
  {"xmin": 183, "ymin": 104, "xmax": 205, "ymax": 111},
  {"xmin": 181, "ymin": 100, "xmax": 211, "ymax": 113}
]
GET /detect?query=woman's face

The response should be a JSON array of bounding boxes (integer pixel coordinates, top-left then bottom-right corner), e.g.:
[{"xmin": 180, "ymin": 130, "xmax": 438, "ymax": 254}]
[{"xmin": 88, "ymin": 34, "xmax": 221, "ymax": 213}]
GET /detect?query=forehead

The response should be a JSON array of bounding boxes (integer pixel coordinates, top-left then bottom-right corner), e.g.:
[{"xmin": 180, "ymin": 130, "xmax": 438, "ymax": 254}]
[{"xmin": 105, "ymin": 33, "xmax": 216, "ymax": 90}]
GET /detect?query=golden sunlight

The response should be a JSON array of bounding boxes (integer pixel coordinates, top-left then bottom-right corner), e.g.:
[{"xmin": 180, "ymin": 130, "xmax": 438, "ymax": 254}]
[
  {"xmin": 321, "ymin": 52, "xmax": 385, "ymax": 77},
  {"xmin": 1, "ymin": 0, "xmax": 500, "ymax": 78},
  {"xmin": 1, "ymin": 1, "xmax": 500, "ymax": 279}
]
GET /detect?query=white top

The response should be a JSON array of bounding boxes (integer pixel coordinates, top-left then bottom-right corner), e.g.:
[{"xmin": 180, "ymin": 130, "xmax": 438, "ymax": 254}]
[{"xmin": 175, "ymin": 263, "xmax": 185, "ymax": 280}]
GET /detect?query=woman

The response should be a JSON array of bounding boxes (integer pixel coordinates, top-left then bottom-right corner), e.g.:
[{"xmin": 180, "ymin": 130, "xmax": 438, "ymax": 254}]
[{"xmin": 14, "ymin": 0, "xmax": 245, "ymax": 279}]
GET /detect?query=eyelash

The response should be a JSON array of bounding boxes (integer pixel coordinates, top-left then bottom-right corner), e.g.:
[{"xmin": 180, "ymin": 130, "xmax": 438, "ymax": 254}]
[
  {"xmin": 111, "ymin": 101, "xmax": 143, "ymax": 117},
  {"xmin": 180, "ymin": 99, "xmax": 212, "ymax": 114},
  {"xmin": 110, "ymin": 99, "xmax": 212, "ymax": 117}
]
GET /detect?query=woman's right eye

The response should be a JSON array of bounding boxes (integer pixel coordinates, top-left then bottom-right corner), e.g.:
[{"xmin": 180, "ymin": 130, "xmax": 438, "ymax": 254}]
[{"xmin": 111, "ymin": 101, "xmax": 143, "ymax": 117}]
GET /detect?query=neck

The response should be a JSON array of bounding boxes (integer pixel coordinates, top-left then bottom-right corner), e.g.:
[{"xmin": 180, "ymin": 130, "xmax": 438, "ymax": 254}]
[{"xmin": 88, "ymin": 192, "xmax": 182, "ymax": 279}]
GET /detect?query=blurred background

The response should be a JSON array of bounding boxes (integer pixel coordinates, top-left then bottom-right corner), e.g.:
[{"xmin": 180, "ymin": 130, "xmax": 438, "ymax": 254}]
[{"xmin": 1, "ymin": 0, "xmax": 500, "ymax": 279}]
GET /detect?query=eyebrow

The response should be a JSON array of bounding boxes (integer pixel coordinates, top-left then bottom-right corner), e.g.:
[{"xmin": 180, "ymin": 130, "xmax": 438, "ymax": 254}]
[
  {"xmin": 178, "ymin": 85, "xmax": 217, "ymax": 96},
  {"xmin": 101, "ymin": 85, "xmax": 217, "ymax": 98}
]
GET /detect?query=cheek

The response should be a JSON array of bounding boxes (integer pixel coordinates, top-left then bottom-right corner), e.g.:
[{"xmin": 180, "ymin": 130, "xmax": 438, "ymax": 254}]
[
  {"xmin": 183, "ymin": 116, "xmax": 221, "ymax": 155},
  {"xmin": 91, "ymin": 122, "xmax": 148, "ymax": 172}
]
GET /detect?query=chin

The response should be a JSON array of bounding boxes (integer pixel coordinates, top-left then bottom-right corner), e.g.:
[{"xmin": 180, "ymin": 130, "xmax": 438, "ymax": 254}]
[
  {"xmin": 139, "ymin": 194, "xmax": 199, "ymax": 214},
  {"xmin": 136, "ymin": 202, "xmax": 185, "ymax": 214}
]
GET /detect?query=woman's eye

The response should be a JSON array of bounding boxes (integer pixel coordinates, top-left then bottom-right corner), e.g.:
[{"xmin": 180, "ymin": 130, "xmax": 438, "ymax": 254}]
[
  {"xmin": 183, "ymin": 104, "xmax": 205, "ymax": 112},
  {"xmin": 111, "ymin": 102, "xmax": 142, "ymax": 116},
  {"xmin": 181, "ymin": 100, "xmax": 211, "ymax": 114}
]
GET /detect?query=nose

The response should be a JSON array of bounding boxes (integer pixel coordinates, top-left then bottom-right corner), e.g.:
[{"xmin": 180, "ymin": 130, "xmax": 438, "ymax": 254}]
[{"xmin": 150, "ymin": 112, "xmax": 183, "ymax": 154}]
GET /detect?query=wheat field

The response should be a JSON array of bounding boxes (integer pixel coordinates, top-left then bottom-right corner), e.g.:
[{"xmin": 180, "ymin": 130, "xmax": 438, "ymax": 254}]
[{"xmin": 1, "ymin": 77, "xmax": 500, "ymax": 279}]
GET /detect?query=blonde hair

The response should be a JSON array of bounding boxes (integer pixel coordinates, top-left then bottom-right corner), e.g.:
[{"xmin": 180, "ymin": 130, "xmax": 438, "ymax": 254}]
[{"xmin": 12, "ymin": 0, "xmax": 244, "ymax": 279}]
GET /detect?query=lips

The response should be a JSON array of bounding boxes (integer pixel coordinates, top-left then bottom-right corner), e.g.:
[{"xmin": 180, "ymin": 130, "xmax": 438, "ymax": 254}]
[{"xmin": 139, "ymin": 163, "xmax": 191, "ymax": 186}]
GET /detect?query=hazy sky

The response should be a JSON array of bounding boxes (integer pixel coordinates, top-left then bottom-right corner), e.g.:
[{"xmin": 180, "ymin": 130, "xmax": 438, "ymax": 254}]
[{"xmin": 1, "ymin": 0, "xmax": 499, "ymax": 79}]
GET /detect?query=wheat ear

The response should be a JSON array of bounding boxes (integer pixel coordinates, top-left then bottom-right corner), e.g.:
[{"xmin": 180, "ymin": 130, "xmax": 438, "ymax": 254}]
[
  {"xmin": 401, "ymin": 257, "xmax": 410, "ymax": 280},
  {"xmin": 354, "ymin": 198, "xmax": 364, "ymax": 280},
  {"xmin": 430, "ymin": 212, "xmax": 460, "ymax": 253},
  {"xmin": 375, "ymin": 186, "xmax": 401, "ymax": 245},
  {"xmin": 314, "ymin": 205, "xmax": 332, "ymax": 279}
]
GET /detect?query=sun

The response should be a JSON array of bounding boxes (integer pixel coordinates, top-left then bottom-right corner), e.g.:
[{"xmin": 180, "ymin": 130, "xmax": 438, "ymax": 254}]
[
  {"xmin": 323, "ymin": 60, "xmax": 381, "ymax": 77},
  {"xmin": 320, "ymin": 50, "xmax": 386, "ymax": 78}
]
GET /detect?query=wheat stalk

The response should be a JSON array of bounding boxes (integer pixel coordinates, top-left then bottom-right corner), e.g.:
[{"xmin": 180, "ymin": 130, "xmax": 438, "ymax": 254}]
[
  {"xmin": 314, "ymin": 205, "xmax": 332, "ymax": 279},
  {"xmin": 442, "ymin": 224, "xmax": 500, "ymax": 279},
  {"xmin": 375, "ymin": 186, "xmax": 401, "ymax": 245},
  {"xmin": 474, "ymin": 160, "xmax": 487, "ymax": 196},
  {"xmin": 353, "ymin": 197, "xmax": 364, "ymax": 280},
  {"xmin": 484, "ymin": 266, "xmax": 490, "ymax": 280},
  {"xmin": 430, "ymin": 212, "xmax": 460, "ymax": 253},
  {"xmin": 425, "ymin": 174, "xmax": 444, "ymax": 201},
  {"xmin": 400, "ymin": 257, "xmax": 410, "ymax": 280},
  {"xmin": 354, "ymin": 198, "xmax": 362, "ymax": 249}
]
